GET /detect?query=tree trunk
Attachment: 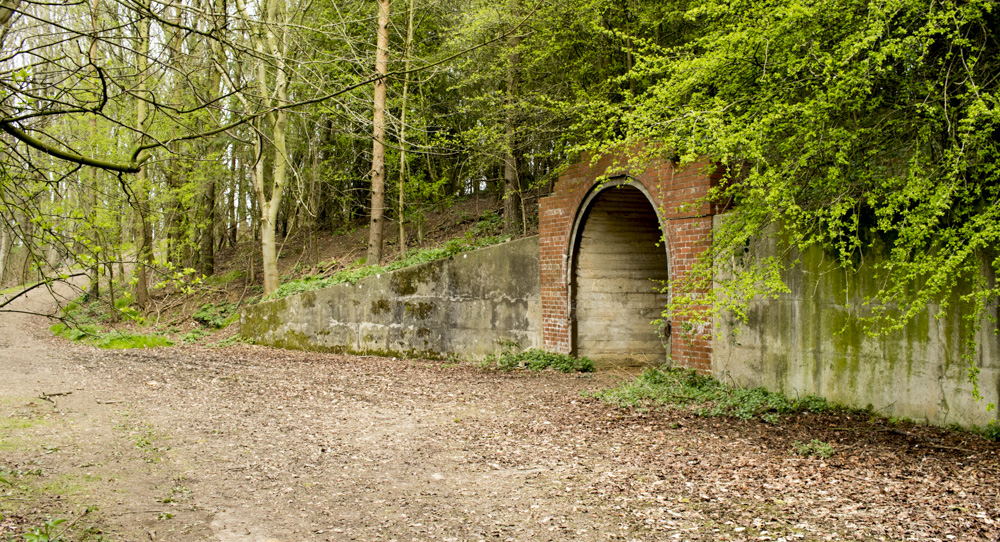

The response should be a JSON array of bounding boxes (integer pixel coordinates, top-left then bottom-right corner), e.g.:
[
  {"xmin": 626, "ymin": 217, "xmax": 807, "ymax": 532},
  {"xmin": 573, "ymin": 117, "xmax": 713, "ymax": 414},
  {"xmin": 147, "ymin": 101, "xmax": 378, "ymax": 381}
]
[
  {"xmin": 0, "ymin": 223, "xmax": 11, "ymax": 286},
  {"xmin": 133, "ymin": 9, "xmax": 153, "ymax": 309},
  {"xmin": 263, "ymin": 79, "xmax": 289, "ymax": 295},
  {"xmin": 248, "ymin": 0, "xmax": 292, "ymax": 296},
  {"xmin": 306, "ymin": 127, "xmax": 321, "ymax": 265},
  {"xmin": 237, "ymin": 153, "xmax": 247, "ymax": 245},
  {"xmin": 87, "ymin": 0, "xmax": 100, "ymax": 300},
  {"xmin": 225, "ymin": 153, "xmax": 237, "ymax": 249},
  {"xmin": 397, "ymin": 0, "xmax": 415, "ymax": 257},
  {"xmin": 503, "ymin": 32, "xmax": 523, "ymax": 236},
  {"xmin": 366, "ymin": 0, "xmax": 390, "ymax": 265},
  {"xmin": 199, "ymin": 175, "xmax": 216, "ymax": 275}
]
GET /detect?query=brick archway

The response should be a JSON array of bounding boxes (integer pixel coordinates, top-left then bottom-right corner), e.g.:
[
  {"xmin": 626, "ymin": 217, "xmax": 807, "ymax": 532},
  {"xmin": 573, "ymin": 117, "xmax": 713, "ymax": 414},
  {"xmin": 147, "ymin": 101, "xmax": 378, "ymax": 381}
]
[{"xmin": 538, "ymin": 152, "xmax": 720, "ymax": 372}]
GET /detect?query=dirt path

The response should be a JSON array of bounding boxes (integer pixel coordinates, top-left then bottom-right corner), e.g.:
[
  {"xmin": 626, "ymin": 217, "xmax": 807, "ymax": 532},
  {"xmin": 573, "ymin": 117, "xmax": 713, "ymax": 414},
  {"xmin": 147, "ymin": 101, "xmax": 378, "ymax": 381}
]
[{"xmin": 2, "ymin": 289, "xmax": 1000, "ymax": 541}]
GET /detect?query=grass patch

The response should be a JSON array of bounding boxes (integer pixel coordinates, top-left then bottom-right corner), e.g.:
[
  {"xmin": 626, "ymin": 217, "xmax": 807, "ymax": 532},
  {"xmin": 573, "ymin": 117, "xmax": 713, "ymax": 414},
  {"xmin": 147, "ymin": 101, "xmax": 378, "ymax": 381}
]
[
  {"xmin": 271, "ymin": 234, "xmax": 509, "ymax": 300},
  {"xmin": 50, "ymin": 324, "xmax": 173, "ymax": 350},
  {"xmin": 589, "ymin": 365, "xmax": 833, "ymax": 423},
  {"xmin": 480, "ymin": 348, "xmax": 595, "ymax": 373},
  {"xmin": 93, "ymin": 333, "xmax": 172, "ymax": 349},
  {"xmin": 0, "ymin": 409, "xmax": 51, "ymax": 452},
  {"xmin": 0, "ymin": 280, "xmax": 43, "ymax": 297}
]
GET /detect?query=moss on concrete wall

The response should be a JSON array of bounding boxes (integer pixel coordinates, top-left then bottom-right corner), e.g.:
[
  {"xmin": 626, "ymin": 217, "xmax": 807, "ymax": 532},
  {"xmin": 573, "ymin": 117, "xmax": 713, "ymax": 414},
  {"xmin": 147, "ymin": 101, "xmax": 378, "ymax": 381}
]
[
  {"xmin": 241, "ymin": 236, "xmax": 542, "ymax": 360},
  {"xmin": 714, "ymin": 217, "xmax": 999, "ymax": 427}
]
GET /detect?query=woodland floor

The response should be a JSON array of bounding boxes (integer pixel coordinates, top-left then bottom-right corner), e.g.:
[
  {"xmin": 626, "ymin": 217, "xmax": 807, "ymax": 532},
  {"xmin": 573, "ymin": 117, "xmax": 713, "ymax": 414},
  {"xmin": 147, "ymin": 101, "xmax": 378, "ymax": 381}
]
[
  {"xmin": 3, "ymin": 197, "xmax": 1000, "ymax": 541},
  {"xmin": 2, "ymin": 284, "xmax": 1000, "ymax": 542}
]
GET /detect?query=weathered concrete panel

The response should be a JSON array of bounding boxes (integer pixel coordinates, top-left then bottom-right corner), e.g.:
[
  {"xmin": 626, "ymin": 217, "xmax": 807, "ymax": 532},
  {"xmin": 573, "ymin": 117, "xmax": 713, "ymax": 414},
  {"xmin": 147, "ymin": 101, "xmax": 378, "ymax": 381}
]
[
  {"xmin": 241, "ymin": 236, "xmax": 541, "ymax": 359},
  {"xmin": 713, "ymin": 217, "xmax": 1000, "ymax": 427}
]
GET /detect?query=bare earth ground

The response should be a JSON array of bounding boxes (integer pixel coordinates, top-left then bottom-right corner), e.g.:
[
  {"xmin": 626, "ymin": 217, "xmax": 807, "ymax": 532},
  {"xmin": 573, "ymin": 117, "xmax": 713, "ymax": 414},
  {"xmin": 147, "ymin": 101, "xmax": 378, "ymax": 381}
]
[{"xmin": 2, "ymin": 288, "xmax": 1000, "ymax": 541}]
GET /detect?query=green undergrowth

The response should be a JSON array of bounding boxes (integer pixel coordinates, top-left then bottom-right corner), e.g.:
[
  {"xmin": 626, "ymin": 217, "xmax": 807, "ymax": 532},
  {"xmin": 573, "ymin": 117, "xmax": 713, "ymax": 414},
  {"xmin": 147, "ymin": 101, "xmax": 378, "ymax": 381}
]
[
  {"xmin": 192, "ymin": 302, "xmax": 239, "ymax": 329},
  {"xmin": 480, "ymin": 348, "xmax": 595, "ymax": 373},
  {"xmin": 50, "ymin": 323, "xmax": 173, "ymax": 349},
  {"xmin": 271, "ymin": 233, "xmax": 509, "ymax": 300},
  {"xmin": 970, "ymin": 421, "xmax": 1000, "ymax": 442},
  {"xmin": 589, "ymin": 365, "xmax": 833, "ymax": 423},
  {"xmin": 50, "ymin": 295, "xmax": 244, "ymax": 349},
  {"xmin": 792, "ymin": 439, "xmax": 835, "ymax": 458}
]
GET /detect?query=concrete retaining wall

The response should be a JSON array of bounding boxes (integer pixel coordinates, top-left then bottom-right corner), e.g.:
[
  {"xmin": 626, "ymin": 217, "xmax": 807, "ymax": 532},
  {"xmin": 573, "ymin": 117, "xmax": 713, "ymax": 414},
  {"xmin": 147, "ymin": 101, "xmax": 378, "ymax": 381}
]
[
  {"xmin": 713, "ymin": 217, "xmax": 1000, "ymax": 427},
  {"xmin": 240, "ymin": 236, "xmax": 541, "ymax": 359}
]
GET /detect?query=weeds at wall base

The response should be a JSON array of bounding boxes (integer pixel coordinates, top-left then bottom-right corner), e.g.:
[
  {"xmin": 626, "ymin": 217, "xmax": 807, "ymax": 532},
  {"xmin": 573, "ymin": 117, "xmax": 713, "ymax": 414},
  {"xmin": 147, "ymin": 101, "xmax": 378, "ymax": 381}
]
[
  {"xmin": 587, "ymin": 365, "xmax": 834, "ymax": 422},
  {"xmin": 478, "ymin": 348, "xmax": 595, "ymax": 373},
  {"xmin": 590, "ymin": 364, "xmax": 1000, "ymax": 441}
]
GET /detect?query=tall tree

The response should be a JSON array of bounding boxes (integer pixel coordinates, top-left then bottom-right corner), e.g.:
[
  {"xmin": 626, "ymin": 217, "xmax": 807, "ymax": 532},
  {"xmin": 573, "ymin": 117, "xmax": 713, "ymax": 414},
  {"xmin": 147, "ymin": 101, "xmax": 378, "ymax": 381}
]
[
  {"xmin": 502, "ymin": 28, "xmax": 522, "ymax": 235},
  {"xmin": 132, "ymin": 1, "xmax": 153, "ymax": 308},
  {"xmin": 396, "ymin": 0, "xmax": 416, "ymax": 256},
  {"xmin": 366, "ymin": 0, "xmax": 391, "ymax": 265}
]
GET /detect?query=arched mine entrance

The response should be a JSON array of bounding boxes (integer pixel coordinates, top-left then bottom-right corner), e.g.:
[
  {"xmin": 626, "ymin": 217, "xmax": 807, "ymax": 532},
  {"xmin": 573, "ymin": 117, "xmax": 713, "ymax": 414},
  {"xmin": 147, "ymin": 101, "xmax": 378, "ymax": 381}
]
[{"xmin": 569, "ymin": 182, "xmax": 670, "ymax": 369}]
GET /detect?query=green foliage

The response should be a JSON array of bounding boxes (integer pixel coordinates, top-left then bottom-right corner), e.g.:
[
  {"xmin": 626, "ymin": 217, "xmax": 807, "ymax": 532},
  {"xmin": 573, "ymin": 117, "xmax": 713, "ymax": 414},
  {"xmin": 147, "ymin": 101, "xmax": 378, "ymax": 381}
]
[
  {"xmin": 192, "ymin": 303, "xmax": 238, "ymax": 329},
  {"xmin": 205, "ymin": 270, "xmax": 245, "ymax": 286},
  {"xmin": 481, "ymin": 348, "xmax": 595, "ymax": 373},
  {"xmin": 180, "ymin": 328, "xmax": 211, "ymax": 344},
  {"xmin": 792, "ymin": 439, "xmax": 835, "ymax": 459},
  {"xmin": 589, "ymin": 0, "xmax": 1000, "ymax": 408},
  {"xmin": 271, "ymin": 235, "xmax": 509, "ymax": 300},
  {"xmin": 210, "ymin": 335, "xmax": 247, "ymax": 348},
  {"xmin": 590, "ymin": 365, "xmax": 832, "ymax": 422},
  {"xmin": 50, "ymin": 323, "xmax": 173, "ymax": 350},
  {"xmin": 22, "ymin": 518, "xmax": 66, "ymax": 542},
  {"xmin": 113, "ymin": 293, "xmax": 145, "ymax": 324},
  {"xmin": 976, "ymin": 421, "xmax": 1000, "ymax": 441},
  {"xmin": 50, "ymin": 323, "xmax": 100, "ymax": 342},
  {"xmin": 92, "ymin": 334, "xmax": 173, "ymax": 350}
]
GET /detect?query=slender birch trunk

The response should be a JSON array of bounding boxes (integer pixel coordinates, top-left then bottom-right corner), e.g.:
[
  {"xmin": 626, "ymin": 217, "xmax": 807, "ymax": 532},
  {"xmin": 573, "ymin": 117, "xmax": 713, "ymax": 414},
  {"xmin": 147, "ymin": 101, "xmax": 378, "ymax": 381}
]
[{"xmin": 247, "ymin": 0, "xmax": 292, "ymax": 295}]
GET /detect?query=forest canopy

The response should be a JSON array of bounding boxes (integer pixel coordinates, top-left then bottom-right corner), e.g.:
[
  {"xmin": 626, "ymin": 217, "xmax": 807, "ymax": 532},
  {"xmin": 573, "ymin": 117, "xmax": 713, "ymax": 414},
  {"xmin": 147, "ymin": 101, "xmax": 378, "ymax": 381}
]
[
  {"xmin": 0, "ymin": 0, "xmax": 997, "ymax": 346},
  {"xmin": 595, "ymin": 0, "xmax": 1000, "ymax": 340}
]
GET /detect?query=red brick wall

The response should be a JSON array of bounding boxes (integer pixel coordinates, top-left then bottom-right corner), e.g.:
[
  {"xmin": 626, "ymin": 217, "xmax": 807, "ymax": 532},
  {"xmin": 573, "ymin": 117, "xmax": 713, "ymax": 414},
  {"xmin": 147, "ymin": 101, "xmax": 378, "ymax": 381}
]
[{"xmin": 538, "ymin": 152, "xmax": 720, "ymax": 373}]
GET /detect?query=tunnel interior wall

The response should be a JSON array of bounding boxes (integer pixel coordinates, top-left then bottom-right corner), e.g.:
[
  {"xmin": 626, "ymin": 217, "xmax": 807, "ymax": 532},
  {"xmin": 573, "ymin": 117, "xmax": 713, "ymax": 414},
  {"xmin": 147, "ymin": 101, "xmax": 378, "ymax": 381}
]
[{"xmin": 572, "ymin": 185, "xmax": 670, "ymax": 368}]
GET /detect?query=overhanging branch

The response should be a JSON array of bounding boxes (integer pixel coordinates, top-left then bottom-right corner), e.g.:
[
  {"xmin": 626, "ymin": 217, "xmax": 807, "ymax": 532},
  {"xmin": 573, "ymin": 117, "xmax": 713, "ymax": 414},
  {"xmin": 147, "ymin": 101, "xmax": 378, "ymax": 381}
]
[{"xmin": 0, "ymin": 121, "xmax": 143, "ymax": 172}]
